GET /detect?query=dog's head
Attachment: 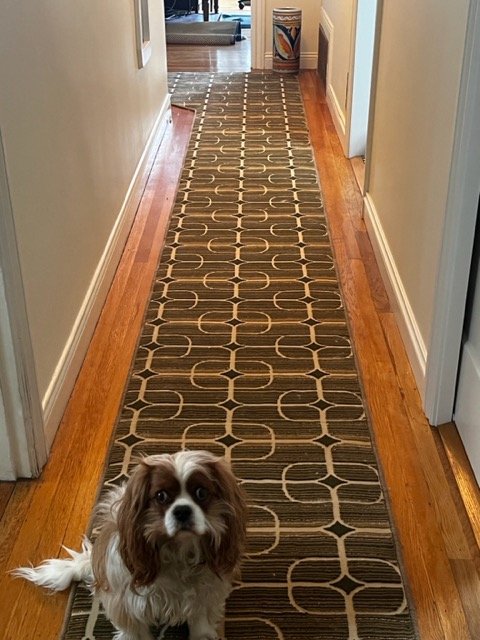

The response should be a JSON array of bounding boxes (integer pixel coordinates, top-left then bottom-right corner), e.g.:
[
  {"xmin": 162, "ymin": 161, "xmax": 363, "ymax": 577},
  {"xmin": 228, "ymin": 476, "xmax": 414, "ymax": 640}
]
[{"xmin": 116, "ymin": 451, "xmax": 247, "ymax": 587}]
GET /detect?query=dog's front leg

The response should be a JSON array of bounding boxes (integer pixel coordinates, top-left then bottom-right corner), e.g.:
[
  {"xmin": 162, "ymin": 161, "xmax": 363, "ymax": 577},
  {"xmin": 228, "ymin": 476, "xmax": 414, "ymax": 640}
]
[
  {"xmin": 112, "ymin": 624, "xmax": 154, "ymax": 640},
  {"xmin": 187, "ymin": 610, "xmax": 219, "ymax": 640},
  {"xmin": 108, "ymin": 611, "xmax": 154, "ymax": 640},
  {"xmin": 101, "ymin": 587, "xmax": 155, "ymax": 640}
]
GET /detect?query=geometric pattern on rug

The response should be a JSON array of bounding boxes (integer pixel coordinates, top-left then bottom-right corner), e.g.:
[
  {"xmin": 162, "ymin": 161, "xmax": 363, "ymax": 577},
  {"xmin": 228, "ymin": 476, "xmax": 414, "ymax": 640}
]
[{"xmin": 63, "ymin": 72, "xmax": 416, "ymax": 639}]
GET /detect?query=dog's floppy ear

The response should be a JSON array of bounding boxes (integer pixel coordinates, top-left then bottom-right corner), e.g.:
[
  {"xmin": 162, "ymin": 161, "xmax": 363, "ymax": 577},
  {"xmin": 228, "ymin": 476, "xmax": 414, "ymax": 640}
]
[
  {"xmin": 117, "ymin": 459, "xmax": 160, "ymax": 588},
  {"xmin": 204, "ymin": 456, "xmax": 248, "ymax": 576}
]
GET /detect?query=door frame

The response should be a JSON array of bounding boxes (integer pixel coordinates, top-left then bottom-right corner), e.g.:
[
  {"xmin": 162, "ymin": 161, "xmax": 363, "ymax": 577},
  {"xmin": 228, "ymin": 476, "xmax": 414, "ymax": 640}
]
[
  {"xmin": 424, "ymin": 0, "xmax": 480, "ymax": 425},
  {"xmin": 251, "ymin": 0, "xmax": 265, "ymax": 69},
  {"xmin": 0, "ymin": 132, "xmax": 46, "ymax": 479}
]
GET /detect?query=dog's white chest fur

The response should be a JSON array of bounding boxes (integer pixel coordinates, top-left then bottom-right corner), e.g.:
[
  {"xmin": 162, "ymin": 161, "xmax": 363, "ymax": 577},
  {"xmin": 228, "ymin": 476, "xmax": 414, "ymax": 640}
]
[{"xmin": 103, "ymin": 534, "xmax": 231, "ymax": 634}]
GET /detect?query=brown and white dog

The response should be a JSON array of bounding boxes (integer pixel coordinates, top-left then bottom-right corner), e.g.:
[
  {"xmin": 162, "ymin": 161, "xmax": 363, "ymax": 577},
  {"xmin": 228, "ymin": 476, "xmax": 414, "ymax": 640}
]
[{"xmin": 13, "ymin": 451, "xmax": 247, "ymax": 640}]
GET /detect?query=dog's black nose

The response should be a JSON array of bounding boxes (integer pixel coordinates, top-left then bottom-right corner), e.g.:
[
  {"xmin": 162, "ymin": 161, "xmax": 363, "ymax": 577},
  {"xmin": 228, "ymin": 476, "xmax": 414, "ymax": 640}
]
[{"xmin": 173, "ymin": 505, "xmax": 192, "ymax": 523}]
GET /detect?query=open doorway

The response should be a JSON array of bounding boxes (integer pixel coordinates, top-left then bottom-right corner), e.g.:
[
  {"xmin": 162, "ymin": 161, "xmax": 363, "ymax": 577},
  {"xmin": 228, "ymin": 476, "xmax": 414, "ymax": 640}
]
[
  {"xmin": 165, "ymin": 0, "xmax": 252, "ymax": 72},
  {"xmin": 454, "ymin": 195, "xmax": 480, "ymax": 483},
  {"xmin": 347, "ymin": 0, "xmax": 378, "ymax": 192}
]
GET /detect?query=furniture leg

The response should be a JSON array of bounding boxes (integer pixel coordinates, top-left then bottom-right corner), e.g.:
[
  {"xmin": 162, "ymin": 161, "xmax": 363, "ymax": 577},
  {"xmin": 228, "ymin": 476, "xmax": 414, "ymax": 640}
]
[{"xmin": 202, "ymin": 0, "xmax": 209, "ymax": 20}]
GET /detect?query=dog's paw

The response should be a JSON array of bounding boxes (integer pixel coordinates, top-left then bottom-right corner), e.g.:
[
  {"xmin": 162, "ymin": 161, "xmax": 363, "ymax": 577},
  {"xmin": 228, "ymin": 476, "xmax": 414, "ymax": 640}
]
[{"xmin": 188, "ymin": 614, "xmax": 221, "ymax": 640}]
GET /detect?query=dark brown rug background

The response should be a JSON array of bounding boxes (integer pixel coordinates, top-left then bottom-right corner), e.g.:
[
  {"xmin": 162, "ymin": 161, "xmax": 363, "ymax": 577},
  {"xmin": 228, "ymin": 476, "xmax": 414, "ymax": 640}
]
[{"xmin": 63, "ymin": 72, "xmax": 416, "ymax": 640}]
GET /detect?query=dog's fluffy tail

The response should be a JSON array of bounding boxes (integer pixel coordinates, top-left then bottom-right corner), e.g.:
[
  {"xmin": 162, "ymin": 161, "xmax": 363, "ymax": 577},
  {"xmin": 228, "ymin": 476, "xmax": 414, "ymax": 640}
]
[{"xmin": 11, "ymin": 537, "xmax": 93, "ymax": 591}]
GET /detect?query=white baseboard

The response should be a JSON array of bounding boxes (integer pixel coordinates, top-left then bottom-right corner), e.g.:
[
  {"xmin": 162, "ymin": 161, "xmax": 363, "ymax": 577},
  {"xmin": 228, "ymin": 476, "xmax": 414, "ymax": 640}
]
[
  {"xmin": 42, "ymin": 96, "xmax": 172, "ymax": 448},
  {"xmin": 319, "ymin": 7, "xmax": 347, "ymax": 155},
  {"xmin": 264, "ymin": 52, "xmax": 318, "ymax": 70},
  {"xmin": 326, "ymin": 83, "xmax": 347, "ymax": 154},
  {"xmin": 363, "ymin": 193, "xmax": 427, "ymax": 399}
]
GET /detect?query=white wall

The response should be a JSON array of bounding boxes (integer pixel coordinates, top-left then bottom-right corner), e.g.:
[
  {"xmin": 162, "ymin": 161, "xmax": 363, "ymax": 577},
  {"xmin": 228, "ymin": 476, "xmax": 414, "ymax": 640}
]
[
  {"xmin": 321, "ymin": 0, "xmax": 354, "ymax": 149},
  {"xmin": 363, "ymin": 0, "xmax": 471, "ymax": 398},
  {"xmin": 263, "ymin": 0, "xmax": 323, "ymax": 69},
  {"xmin": 0, "ymin": 0, "xmax": 170, "ymax": 455}
]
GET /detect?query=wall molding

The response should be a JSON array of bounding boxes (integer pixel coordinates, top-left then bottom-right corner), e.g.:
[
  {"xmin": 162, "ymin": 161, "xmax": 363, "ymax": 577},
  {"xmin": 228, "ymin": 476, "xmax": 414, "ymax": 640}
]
[
  {"xmin": 363, "ymin": 193, "xmax": 427, "ymax": 398},
  {"xmin": 320, "ymin": 7, "xmax": 348, "ymax": 154},
  {"xmin": 320, "ymin": 7, "xmax": 334, "ymax": 45},
  {"xmin": 42, "ymin": 96, "xmax": 172, "ymax": 448},
  {"xmin": 326, "ymin": 81, "xmax": 347, "ymax": 145}
]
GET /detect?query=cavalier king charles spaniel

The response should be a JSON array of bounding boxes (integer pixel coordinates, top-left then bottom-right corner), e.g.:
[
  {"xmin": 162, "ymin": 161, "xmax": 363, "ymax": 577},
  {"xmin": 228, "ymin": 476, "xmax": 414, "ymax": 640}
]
[{"xmin": 13, "ymin": 450, "xmax": 247, "ymax": 640}]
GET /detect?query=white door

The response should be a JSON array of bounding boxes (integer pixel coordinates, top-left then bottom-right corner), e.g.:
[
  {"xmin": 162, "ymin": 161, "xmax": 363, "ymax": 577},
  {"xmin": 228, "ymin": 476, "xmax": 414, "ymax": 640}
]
[
  {"xmin": 454, "ymin": 197, "xmax": 480, "ymax": 483},
  {"xmin": 424, "ymin": 1, "xmax": 480, "ymax": 426},
  {"xmin": 347, "ymin": 0, "xmax": 378, "ymax": 159}
]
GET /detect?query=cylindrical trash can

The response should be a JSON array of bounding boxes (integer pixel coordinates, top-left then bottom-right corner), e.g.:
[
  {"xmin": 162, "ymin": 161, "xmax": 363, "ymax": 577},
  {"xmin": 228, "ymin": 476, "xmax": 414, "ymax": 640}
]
[{"xmin": 272, "ymin": 7, "xmax": 302, "ymax": 74}]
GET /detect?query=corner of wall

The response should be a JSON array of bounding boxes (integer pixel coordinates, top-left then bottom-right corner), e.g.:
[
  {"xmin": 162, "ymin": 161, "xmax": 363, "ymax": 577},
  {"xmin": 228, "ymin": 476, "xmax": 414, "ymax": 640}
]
[{"xmin": 363, "ymin": 192, "xmax": 427, "ymax": 401}]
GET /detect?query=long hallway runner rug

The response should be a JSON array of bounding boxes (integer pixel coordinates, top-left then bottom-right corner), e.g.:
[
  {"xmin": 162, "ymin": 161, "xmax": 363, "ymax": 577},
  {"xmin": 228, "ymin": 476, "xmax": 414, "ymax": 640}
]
[{"xmin": 63, "ymin": 73, "xmax": 416, "ymax": 639}]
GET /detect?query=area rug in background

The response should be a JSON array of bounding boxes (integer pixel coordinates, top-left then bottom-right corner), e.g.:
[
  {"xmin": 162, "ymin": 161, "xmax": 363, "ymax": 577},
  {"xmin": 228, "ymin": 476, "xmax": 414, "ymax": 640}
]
[
  {"xmin": 220, "ymin": 13, "xmax": 251, "ymax": 30},
  {"xmin": 62, "ymin": 72, "xmax": 416, "ymax": 639},
  {"xmin": 165, "ymin": 21, "xmax": 240, "ymax": 45}
]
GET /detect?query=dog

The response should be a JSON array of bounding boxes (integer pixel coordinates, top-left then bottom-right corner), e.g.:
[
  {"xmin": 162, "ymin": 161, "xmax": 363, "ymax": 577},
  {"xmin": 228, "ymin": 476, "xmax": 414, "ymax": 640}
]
[{"xmin": 13, "ymin": 450, "xmax": 247, "ymax": 640}]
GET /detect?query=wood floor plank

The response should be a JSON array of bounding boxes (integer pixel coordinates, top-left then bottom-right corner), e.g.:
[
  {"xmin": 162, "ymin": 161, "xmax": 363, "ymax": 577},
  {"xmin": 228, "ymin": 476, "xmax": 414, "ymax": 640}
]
[
  {"xmin": 167, "ymin": 39, "xmax": 251, "ymax": 73},
  {"xmin": 350, "ymin": 156, "xmax": 365, "ymax": 192},
  {"xmin": 440, "ymin": 422, "xmax": 480, "ymax": 551},
  {"xmin": 346, "ymin": 257, "xmax": 470, "ymax": 639},
  {"xmin": 0, "ymin": 482, "xmax": 14, "ymax": 520},
  {"xmin": 0, "ymin": 482, "xmax": 34, "ymax": 573},
  {"xmin": 450, "ymin": 559, "xmax": 480, "ymax": 640},
  {"xmin": 379, "ymin": 313, "xmax": 473, "ymax": 560}
]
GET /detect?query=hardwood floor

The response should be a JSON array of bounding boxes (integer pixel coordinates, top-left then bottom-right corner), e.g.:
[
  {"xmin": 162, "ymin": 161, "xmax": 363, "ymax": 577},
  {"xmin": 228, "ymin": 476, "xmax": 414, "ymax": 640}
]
[
  {"xmin": 166, "ymin": 36, "xmax": 251, "ymax": 73},
  {"xmin": 1, "ymin": 64, "xmax": 479, "ymax": 639},
  {"xmin": 350, "ymin": 155, "xmax": 366, "ymax": 193}
]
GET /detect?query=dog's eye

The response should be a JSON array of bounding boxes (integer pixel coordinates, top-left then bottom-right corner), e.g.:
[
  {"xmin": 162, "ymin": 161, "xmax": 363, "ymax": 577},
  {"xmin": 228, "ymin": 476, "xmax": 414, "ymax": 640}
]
[
  {"xmin": 195, "ymin": 486, "xmax": 209, "ymax": 502},
  {"xmin": 155, "ymin": 490, "xmax": 169, "ymax": 504}
]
